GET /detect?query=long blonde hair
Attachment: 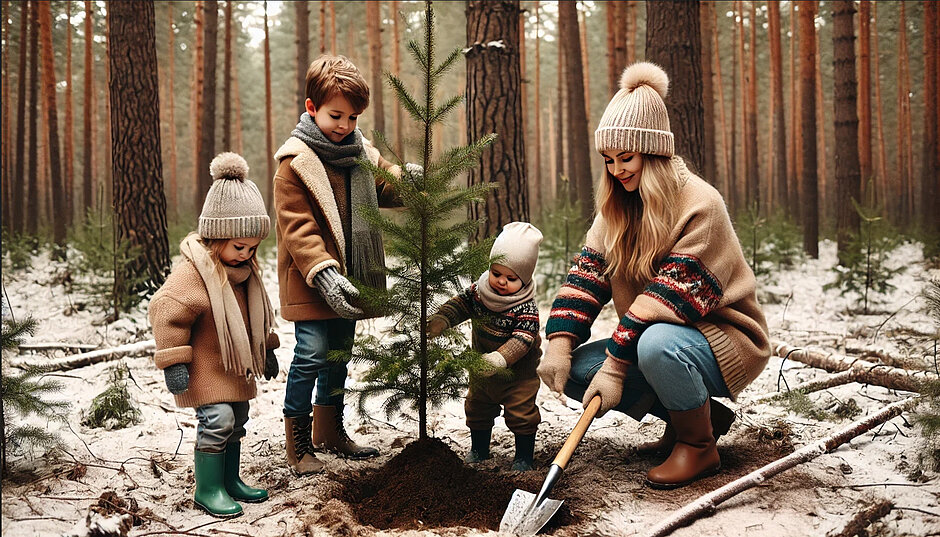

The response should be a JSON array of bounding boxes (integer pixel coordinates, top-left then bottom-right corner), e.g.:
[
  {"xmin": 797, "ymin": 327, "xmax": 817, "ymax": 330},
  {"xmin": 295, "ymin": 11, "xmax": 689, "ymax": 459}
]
[{"xmin": 595, "ymin": 155, "xmax": 681, "ymax": 285}]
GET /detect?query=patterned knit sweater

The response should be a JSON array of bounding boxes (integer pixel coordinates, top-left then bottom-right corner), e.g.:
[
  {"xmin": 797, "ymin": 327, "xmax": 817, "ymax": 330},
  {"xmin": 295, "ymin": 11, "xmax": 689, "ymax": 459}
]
[
  {"xmin": 546, "ymin": 170, "xmax": 770, "ymax": 398},
  {"xmin": 430, "ymin": 284, "xmax": 542, "ymax": 380}
]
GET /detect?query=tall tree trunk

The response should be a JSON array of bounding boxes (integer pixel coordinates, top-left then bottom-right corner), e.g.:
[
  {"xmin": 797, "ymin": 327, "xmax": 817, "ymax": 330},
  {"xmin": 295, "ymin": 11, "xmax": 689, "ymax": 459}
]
[
  {"xmin": 108, "ymin": 0, "xmax": 170, "ymax": 295},
  {"xmin": 815, "ymin": 32, "xmax": 828, "ymax": 233},
  {"xmin": 520, "ymin": 3, "xmax": 532, "ymax": 212},
  {"xmin": 533, "ymin": 0, "xmax": 542, "ymax": 215},
  {"xmin": 466, "ymin": 0, "xmax": 528, "ymax": 241},
  {"xmin": 222, "ymin": 0, "xmax": 234, "ymax": 150},
  {"xmin": 745, "ymin": 0, "xmax": 758, "ymax": 211},
  {"xmin": 264, "ymin": 1, "xmax": 274, "ymax": 213},
  {"xmin": 555, "ymin": 12, "xmax": 564, "ymax": 200},
  {"xmin": 392, "ymin": 0, "xmax": 403, "ymax": 156},
  {"xmin": 366, "ymin": 1, "xmax": 385, "ymax": 135},
  {"xmin": 606, "ymin": 2, "xmax": 619, "ymax": 98},
  {"xmin": 64, "ymin": 0, "xmax": 75, "ymax": 226},
  {"xmin": 700, "ymin": 1, "xmax": 716, "ymax": 185},
  {"xmin": 37, "ymin": 0, "xmax": 66, "ymax": 249},
  {"xmin": 799, "ymin": 0, "xmax": 818, "ymax": 258},
  {"xmin": 558, "ymin": 0, "xmax": 592, "ymax": 224},
  {"xmin": 320, "ymin": 0, "xmax": 326, "ymax": 54},
  {"xmin": 713, "ymin": 7, "xmax": 731, "ymax": 197},
  {"xmin": 735, "ymin": 0, "xmax": 746, "ymax": 210},
  {"xmin": 768, "ymin": 0, "xmax": 787, "ymax": 216},
  {"xmin": 26, "ymin": 0, "xmax": 39, "ymax": 236},
  {"xmin": 857, "ymin": 0, "xmax": 872, "ymax": 201},
  {"xmin": 871, "ymin": 1, "xmax": 887, "ymax": 211},
  {"xmin": 101, "ymin": 10, "xmax": 113, "ymax": 211},
  {"xmin": 13, "ymin": 1, "xmax": 29, "ymax": 233},
  {"xmin": 190, "ymin": 1, "xmax": 204, "ymax": 212},
  {"xmin": 924, "ymin": 0, "xmax": 940, "ymax": 239},
  {"xmin": 646, "ymin": 0, "xmax": 705, "ymax": 174},
  {"xmin": 196, "ymin": 0, "xmax": 218, "ymax": 201},
  {"xmin": 1, "ymin": 0, "xmax": 10, "ymax": 230},
  {"xmin": 295, "ymin": 1, "xmax": 309, "ymax": 108},
  {"xmin": 578, "ymin": 8, "xmax": 590, "ymax": 120},
  {"xmin": 832, "ymin": 0, "xmax": 861, "ymax": 265},
  {"xmin": 165, "ymin": 2, "xmax": 178, "ymax": 219},
  {"xmin": 82, "ymin": 0, "xmax": 95, "ymax": 215},
  {"xmin": 788, "ymin": 0, "xmax": 800, "ymax": 219},
  {"xmin": 330, "ymin": 1, "xmax": 336, "ymax": 54},
  {"xmin": 625, "ymin": 0, "xmax": 637, "ymax": 64},
  {"xmin": 897, "ymin": 2, "xmax": 913, "ymax": 228},
  {"xmin": 729, "ymin": 0, "xmax": 740, "ymax": 215}
]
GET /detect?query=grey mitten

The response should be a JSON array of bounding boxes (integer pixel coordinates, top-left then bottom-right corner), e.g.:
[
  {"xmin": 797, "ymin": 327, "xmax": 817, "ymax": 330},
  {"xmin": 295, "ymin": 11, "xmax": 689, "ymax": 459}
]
[
  {"xmin": 164, "ymin": 363, "xmax": 190, "ymax": 395},
  {"xmin": 405, "ymin": 162, "xmax": 424, "ymax": 178},
  {"xmin": 264, "ymin": 349, "xmax": 279, "ymax": 380},
  {"xmin": 314, "ymin": 267, "xmax": 364, "ymax": 319}
]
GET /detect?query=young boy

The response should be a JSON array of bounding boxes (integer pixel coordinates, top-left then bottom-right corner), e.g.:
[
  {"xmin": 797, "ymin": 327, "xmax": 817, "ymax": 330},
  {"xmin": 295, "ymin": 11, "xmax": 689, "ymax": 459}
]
[
  {"xmin": 274, "ymin": 54, "xmax": 402, "ymax": 475},
  {"xmin": 427, "ymin": 222, "xmax": 544, "ymax": 471}
]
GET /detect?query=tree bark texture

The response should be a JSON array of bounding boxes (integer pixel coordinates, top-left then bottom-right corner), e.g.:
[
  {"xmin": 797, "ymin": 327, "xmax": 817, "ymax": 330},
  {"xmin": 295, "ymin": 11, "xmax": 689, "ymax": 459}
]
[
  {"xmin": 13, "ymin": 0, "xmax": 28, "ymax": 233},
  {"xmin": 108, "ymin": 0, "xmax": 170, "ymax": 294},
  {"xmin": 700, "ymin": 1, "xmax": 716, "ymax": 186},
  {"xmin": 532, "ymin": 1, "xmax": 542, "ymax": 215},
  {"xmin": 264, "ymin": 1, "xmax": 274, "ymax": 213},
  {"xmin": 197, "ymin": 0, "xmax": 218, "ymax": 201},
  {"xmin": 799, "ymin": 1, "xmax": 818, "ymax": 258},
  {"xmin": 222, "ymin": 0, "xmax": 235, "ymax": 151},
  {"xmin": 26, "ymin": 0, "xmax": 39, "ymax": 235},
  {"xmin": 920, "ymin": 0, "xmax": 938, "ymax": 234},
  {"xmin": 165, "ymin": 2, "xmax": 179, "ymax": 218},
  {"xmin": 37, "ymin": 0, "xmax": 66, "ymax": 248},
  {"xmin": 768, "ymin": 0, "xmax": 788, "ymax": 216},
  {"xmin": 745, "ymin": 0, "xmax": 758, "ymax": 210},
  {"xmin": 295, "ymin": 1, "xmax": 309, "ymax": 108},
  {"xmin": 1, "ymin": 0, "xmax": 10, "ymax": 230},
  {"xmin": 871, "ymin": 2, "xmax": 887, "ymax": 210},
  {"xmin": 392, "ymin": 0, "xmax": 403, "ymax": 156},
  {"xmin": 558, "ymin": 0, "xmax": 592, "ymax": 225},
  {"xmin": 366, "ymin": 1, "xmax": 385, "ymax": 135},
  {"xmin": 64, "ymin": 0, "xmax": 74, "ymax": 226},
  {"xmin": 712, "ymin": 7, "xmax": 730, "ymax": 198},
  {"xmin": 466, "ymin": 0, "xmax": 528, "ymax": 242},
  {"xmin": 857, "ymin": 0, "xmax": 872, "ymax": 201},
  {"xmin": 832, "ymin": 0, "xmax": 861, "ymax": 266},
  {"xmin": 646, "ymin": 1, "xmax": 705, "ymax": 177},
  {"xmin": 788, "ymin": 0, "xmax": 800, "ymax": 219},
  {"xmin": 82, "ymin": 0, "xmax": 95, "ymax": 214},
  {"xmin": 190, "ymin": 1, "xmax": 204, "ymax": 211}
]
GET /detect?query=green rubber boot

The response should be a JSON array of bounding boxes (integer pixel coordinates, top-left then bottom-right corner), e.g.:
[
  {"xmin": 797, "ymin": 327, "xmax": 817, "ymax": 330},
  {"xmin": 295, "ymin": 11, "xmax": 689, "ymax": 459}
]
[
  {"xmin": 224, "ymin": 442, "xmax": 268, "ymax": 503},
  {"xmin": 465, "ymin": 428, "xmax": 492, "ymax": 463},
  {"xmin": 194, "ymin": 449, "xmax": 242, "ymax": 518}
]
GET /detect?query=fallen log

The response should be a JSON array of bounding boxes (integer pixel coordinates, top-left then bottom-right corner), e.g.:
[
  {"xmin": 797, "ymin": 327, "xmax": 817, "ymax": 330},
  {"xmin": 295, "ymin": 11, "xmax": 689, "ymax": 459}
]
[
  {"xmin": 10, "ymin": 339, "xmax": 155, "ymax": 371},
  {"xmin": 17, "ymin": 342, "xmax": 99, "ymax": 353},
  {"xmin": 646, "ymin": 396, "xmax": 919, "ymax": 537},
  {"xmin": 772, "ymin": 341, "xmax": 937, "ymax": 393},
  {"xmin": 754, "ymin": 369, "xmax": 864, "ymax": 403}
]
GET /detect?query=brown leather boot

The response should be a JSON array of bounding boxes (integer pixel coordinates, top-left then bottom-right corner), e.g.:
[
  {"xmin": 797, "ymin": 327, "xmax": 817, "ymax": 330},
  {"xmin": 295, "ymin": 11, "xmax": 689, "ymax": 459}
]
[
  {"xmin": 646, "ymin": 400, "xmax": 721, "ymax": 489},
  {"xmin": 637, "ymin": 398, "xmax": 735, "ymax": 455},
  {"xmin": 284, "ymin": 415, "xmax": 324, "ymax": 475},
  {"xmin": 312, "ymin": 404, "xmax": 379, "ymax": 459}
]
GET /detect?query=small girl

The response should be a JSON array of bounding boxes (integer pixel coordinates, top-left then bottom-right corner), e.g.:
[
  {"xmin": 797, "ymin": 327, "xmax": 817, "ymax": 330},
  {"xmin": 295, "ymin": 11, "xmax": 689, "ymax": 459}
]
[
  {"xmin": 428, "ymin": 222, "xmax": 543, "ymax": 471},
  {"xmin": 149, "ymin": 153, "xmax": 280, "ymax": 517}
]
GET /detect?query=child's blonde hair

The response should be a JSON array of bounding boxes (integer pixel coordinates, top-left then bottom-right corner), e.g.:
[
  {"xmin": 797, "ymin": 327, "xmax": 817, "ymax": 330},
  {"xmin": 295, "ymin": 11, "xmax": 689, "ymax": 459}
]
[
  {"xmin": 594, "ymin": 154, "xmax": 680, "ymax": 285},
  {"xmin": 305, "ymin": 54, "xmax": 370, "ymax": 113}
]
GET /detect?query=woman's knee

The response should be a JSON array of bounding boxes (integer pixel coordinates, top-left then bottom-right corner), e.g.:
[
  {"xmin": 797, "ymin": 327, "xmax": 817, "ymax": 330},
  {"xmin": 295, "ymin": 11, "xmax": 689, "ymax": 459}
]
[{"xmin": 636, "ymin": 324, "xmax": 676, "ymax": 373}]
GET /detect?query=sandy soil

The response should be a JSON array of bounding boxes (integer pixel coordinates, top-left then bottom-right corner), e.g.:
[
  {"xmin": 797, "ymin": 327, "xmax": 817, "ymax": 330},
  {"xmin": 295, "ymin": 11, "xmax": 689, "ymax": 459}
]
[{"xmin": 1, "ymin": 239, "xmax": 938, "ymax": 537}]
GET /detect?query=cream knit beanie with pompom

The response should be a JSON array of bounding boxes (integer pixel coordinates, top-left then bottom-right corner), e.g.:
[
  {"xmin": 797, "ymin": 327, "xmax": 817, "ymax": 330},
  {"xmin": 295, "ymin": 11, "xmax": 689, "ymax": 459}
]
[
  {"xmin": 594, "ymin": 62, "xmax": 674, "ymax": 157},
  {"xmin": 198, "ymin": 152, "xmax": 271, "ymax": 240}
]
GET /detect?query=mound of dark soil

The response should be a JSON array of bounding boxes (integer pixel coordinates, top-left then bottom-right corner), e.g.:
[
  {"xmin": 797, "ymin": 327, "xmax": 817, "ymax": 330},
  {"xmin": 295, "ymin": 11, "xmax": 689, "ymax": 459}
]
[{"xmin": 338, "ymin": 437, "xmax": 574, "ymax": 531}]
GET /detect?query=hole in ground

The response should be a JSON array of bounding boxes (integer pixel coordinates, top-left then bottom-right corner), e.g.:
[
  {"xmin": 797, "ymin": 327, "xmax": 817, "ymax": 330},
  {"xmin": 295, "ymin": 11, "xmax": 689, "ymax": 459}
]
[{"xmin": 337, "ymin": 436, "xmax": 578, "ymax": 532}]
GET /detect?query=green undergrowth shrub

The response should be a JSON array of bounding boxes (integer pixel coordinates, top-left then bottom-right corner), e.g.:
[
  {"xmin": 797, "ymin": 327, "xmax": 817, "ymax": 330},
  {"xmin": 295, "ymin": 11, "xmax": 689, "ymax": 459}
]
[
  {"xmin": 82, "ymin": 364, "xmax": 141, "ymax": 430},
  {"xmin": 534, "ymin": 177, "xmax": 587, "ymax": 305},
  {"xmin": 733, "ymin": 206, "xmax": 803, "ymax": 280}
]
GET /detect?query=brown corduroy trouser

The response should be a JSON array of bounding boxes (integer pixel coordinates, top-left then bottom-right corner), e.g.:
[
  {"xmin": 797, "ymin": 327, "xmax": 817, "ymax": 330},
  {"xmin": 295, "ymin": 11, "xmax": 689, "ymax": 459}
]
[{"xmin": 464, "ymin": 376, "xmax": 540, "ymax": 435}]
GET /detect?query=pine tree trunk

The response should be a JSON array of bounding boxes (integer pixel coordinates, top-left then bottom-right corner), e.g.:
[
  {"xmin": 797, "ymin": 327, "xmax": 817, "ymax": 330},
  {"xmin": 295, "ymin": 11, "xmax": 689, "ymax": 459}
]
[
  {"xmin": 646, "ymin": 0, "xmax": 705, "ymax": 175},
  {"xmin": 533, "ymin": 1, "xmax": 542, "ymax": 214},
  {"xmin": 578, "ymin": 8, "xmax": 589, "ymax": 121},
  {"xmin": 713, "ymin": 7, "xmax": 731, "ymax": 198},
  {"xmin": 730, "ymin": 0, "xmax": 742, "ymax": 214},
  {"xmin": 897, "ymin": 3, "xmax": 913, "ymax": 229},
  {"xmin": 329, "ymin": 1, "xmax": 336, "ymax": 54},
  {"xmin": 108, "ymin": 0, "xmax": 170, "ymax": 295},
  {"xmin": 391, "ymin": 0, "xmax": 403, "ymax": 156},
  {"xmin": 295, "ymin": 1, "xmax": 309, "ymax": 108},
  {"xmin": 1, "ymin": 0, "xmax": 10, "ymax": 230},
  {"xmin": 558, "ymin": 0, "xmax": 592, "ymax": 225},
  {"xmin": 165, "ymin": 2, "xmax": 178, "ymax": 219},
  {"xmin": 857, "ymin": 0, "xmax": 872, "ymax": 202},
  {"xmin": 82, "ymin": 0, "xmax": 95, "ymax": 215},
  {"xmin": 64, "ymin": 0, "xmax": 75, "ymax": 226},
  {"xmin": 871, "ymin": 2, "xmax": 887, "ymax": 212},
  {"xmin": 700, "ymin": 1, "xmax": 716, "ymax": 186},
  {"xmin": 925, "ymin": 0, "xmax": 940, "ymax": 238},
  {"xmin": 366, "ymin": 1, "xmax": 385, "ymax": 135},
  {"xmin": 799, "ymin": 0, "xmax": 819, "ymax": 258},
  {"xmin": 555, "ymin": 14, "xmax": 564, "ymax": 200},
  {"xmin": 196, "ymin": 0, "xmax": 218, "ymax": 201},
  {"xmin": 832, "ymin": 0, "xmax": 861, "ymax": 266},
  {"xmin": 264, "ymin": 1, "xmax": 274, "ymax": 214},
  {"xmin": 222, "ymin": 0, "xmax": 234, "ymax": 151},
  {"xmin": 745, "ymin": 0, "xmax": 758, "ymax": 211},
  {"xmin": 768, "ymin": 0, "xmax": 788, "ymax": 216},
  {"xmin": 815, "ymin": 32, "xmax": 828, "ymax": 234},
  {"xmin": 190, "ymin": 1, "xmax": 204, "ymax": 212},
  {"xmin": 606, "ymin": 1, "xmax": 618, "ymax": 98},
  {"xmin": 625, "ymin": 0, "xmax": 637, "ymax": 64},
  {"xmin": 38, "ymin": 0, "xmax": 66, "ymax": 249},
  {"xmin": 466, "ymin": 0, "xmax": 528, "ymax": 241},
  {"xmin": 13, "ymin": 1, "xmax": 28, "ymax": 233},
  {"xmin": 320, "ymin": 0, "xmax": 326, "ymax": 54},
  {"xmin": 102, "ymin": 10, "xmax": 113, "ymax": 211},
  {"xmin": 788, "ymin": 0, "xmax": 800, "ymax": 220},
  {"xmin": 26, "ymin": 0, "xmax": 39, "ymax": 236},
  {"xmin": 521, "ymin": 3, "xmax": 533, "ymax": 213}
]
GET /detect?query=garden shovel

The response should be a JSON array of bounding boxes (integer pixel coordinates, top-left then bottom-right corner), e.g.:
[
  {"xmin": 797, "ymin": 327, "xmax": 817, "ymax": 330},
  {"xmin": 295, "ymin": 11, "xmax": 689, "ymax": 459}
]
[{"xmin": 499, "ymin": 395, "xmax": 602, "ymax": 536}]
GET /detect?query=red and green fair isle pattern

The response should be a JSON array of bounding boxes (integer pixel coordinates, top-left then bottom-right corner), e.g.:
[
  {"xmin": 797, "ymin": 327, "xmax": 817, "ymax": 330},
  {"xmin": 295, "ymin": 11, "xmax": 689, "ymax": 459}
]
[{"xmin": 546, "ymin": 247, "xmax": 613, "ymax": 345}]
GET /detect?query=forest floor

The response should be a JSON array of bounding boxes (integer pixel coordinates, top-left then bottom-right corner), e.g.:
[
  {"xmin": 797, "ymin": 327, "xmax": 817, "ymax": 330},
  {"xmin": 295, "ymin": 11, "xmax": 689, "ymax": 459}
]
[{"xmin": 1, "ymin": 239, "xmax": 939, "ymax": 537}]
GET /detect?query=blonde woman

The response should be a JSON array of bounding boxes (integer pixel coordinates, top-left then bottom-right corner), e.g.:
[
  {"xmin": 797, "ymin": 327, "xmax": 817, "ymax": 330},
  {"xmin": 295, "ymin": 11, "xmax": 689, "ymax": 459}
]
[{"xmin": 538, "ymin": 63, "xmax": 770, "ymax": 489}]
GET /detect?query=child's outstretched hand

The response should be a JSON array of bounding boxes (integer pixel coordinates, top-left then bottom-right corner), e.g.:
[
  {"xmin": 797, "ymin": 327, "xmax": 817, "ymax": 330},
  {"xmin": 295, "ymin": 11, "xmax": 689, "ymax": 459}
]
[
  {"xmin": 314, "ymin": 267, "xmax": 365, "ymax": 319},
  {"xmin": 164, "ymin": 363, "xmax": 190, "ymax": 394},
  {"xmin": 263, "ymin": 349, "xmax": 279, "ymax": 380},
  {"xmin": 427, "ymin": 316, "xmax": 448, "ymax": 338},
  {"xmin": 480, "ymin": 351, "xmax": 507, "ymax": 376}
]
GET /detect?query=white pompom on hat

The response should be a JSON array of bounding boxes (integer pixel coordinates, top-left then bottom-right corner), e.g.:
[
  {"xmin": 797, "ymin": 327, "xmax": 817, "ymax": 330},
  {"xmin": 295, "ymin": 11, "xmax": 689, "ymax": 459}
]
[
  {"xmin": 594, "ymin": 61, "xmax": 674, "ymax": 157},
  {"xmin": 198, "ymin": 152, "xmax": 271, "ymax": 240},
  {"xmin": 489, "ymin": 222, "xmax": 543, "ymax": 285}
]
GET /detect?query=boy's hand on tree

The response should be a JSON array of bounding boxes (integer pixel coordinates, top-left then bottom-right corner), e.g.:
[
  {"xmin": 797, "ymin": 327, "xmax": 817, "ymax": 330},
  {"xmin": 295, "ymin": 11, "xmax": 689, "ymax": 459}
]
[
  {"xmin": 263, "ymin": 349, "xmax": 279, "ymax": 380},
  {"xmin": 164, "ymin": 363, "xmax": 190, "ymax": 394},
  {"xmin": 427, "ymin": 316, "xmax": 448, "ymax": 338},
  {"xmin": 480, "ymin": 351, "xmax": 507, "ymax": 376},
  {"xmin": 537, "ymin": 337, "xmax": 574, "ymax": 395},
  {"xmin": 314, "ymin": 267, "xmax": 365, "ymax": 319}
]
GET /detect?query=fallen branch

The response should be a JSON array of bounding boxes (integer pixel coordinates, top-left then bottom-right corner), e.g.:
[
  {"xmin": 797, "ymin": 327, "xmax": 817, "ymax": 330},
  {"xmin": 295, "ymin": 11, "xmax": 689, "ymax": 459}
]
[
  {"xmin": 828, "ymin": 498, "xmax": 893, "ymax": 537},
  {"xmin": 18, "ymin": 342, "xmax": 99, "ymax": 353},
  {"xmin": 756, "ymin": 369, "xmax": 864, "ymax": 402},
  {"xmin": 10, "ymin": 339, "xmax": 155, "ymax": 371},
  {"xmin": 772, "ymin": 341, "xmax": 937, "ymax": 393},
  {"xmin": 646, "ymin": 396, "xmax": 919, "ymax": 537}
]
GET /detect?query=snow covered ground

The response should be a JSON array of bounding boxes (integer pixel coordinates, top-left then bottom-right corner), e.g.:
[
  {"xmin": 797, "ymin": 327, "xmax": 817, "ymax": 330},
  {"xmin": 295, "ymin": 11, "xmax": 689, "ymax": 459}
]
[{"xmin": 1, "ymin": 238, "xmax": 938, "ymax": 536}]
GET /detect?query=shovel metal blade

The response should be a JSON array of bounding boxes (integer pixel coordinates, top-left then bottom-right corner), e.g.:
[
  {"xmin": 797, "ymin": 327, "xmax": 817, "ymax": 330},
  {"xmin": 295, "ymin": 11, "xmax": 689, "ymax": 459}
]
[{"xmin": 498, "ymin": 488, "xmax": 564, "ymax": 536}]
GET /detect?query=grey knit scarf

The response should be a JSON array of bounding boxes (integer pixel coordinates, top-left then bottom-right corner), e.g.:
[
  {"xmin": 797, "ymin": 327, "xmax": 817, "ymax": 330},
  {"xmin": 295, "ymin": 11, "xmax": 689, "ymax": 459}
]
[{"xmin": 292, "ymin": 113, "xmax": 387, "ymax": 289}]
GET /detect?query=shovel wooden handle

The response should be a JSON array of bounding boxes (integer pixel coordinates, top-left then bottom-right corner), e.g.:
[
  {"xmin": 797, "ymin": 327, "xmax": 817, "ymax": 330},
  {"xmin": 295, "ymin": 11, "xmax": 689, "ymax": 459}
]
[{"xmin": 550, "ymin": 395, "xmax": 601, "ymax": 470}]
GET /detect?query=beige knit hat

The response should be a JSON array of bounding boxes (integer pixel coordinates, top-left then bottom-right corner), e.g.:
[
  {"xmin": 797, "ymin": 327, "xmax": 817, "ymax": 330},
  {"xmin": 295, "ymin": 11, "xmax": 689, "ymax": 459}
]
[
  {"xmin": 490, "ymin": 222, "xmax": 543, "ymax": 285},
  {"xmin": 198, "ymin": 152, "xmax": 271, "ymax": 240},
  {"xmin": 594, "ymin": 62, "xmax": 674, "ymax": 157}
]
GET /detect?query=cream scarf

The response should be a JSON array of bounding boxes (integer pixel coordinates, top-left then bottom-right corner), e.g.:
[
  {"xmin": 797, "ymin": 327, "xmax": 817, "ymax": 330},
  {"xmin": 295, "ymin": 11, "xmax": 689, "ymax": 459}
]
[
  {"xmin": 180, "ymin": 233, "xmax": 275, "ymax": 378},
  {"xmin": 475, "ymin": 271, "xmax": 537, "ymax": 313}
]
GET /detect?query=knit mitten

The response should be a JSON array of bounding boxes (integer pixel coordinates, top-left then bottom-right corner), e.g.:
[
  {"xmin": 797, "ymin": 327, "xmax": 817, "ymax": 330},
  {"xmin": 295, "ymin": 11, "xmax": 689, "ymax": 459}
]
[
  {"xmin": 427, "ymin": 315, "xmax": 448, "ymax": 338},
  {"xmin": 314, "ymin": 267, "xmax": 364, "ymax": 319},
  {"xmin": 263, "ymin": 349, "xmax": 279, "ymax": 380},
  {"xmin": 582, "ymin": 357, "xmax": 629, "ymax": 417},
  {"xmin": 536, "ymin": 337, "xmax": 574, "ymax": 394},
  {"xmin": 164, "ymin": 363, "xmax": 190, "ymax": 394},
  {"xmin": 480, "ymin": 351, "xmax": 507, "ymax": 376}
]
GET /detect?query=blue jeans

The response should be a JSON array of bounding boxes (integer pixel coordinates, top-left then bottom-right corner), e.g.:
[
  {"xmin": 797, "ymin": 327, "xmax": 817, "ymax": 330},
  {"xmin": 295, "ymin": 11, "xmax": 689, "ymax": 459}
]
[
  {"xmin": 564, "ymin": 323, "xmax": 731, "ymax": 419},
  {"xmin": 283, "ymin": 318, "xmax": 355, "ymax": 418},
  {"xmin": 195, "ymin": 401, "xmax": 249, "ymax": 452}
]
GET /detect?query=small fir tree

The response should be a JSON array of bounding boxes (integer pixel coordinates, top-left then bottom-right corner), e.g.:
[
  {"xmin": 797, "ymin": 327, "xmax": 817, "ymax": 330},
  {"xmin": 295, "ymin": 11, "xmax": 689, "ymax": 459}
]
[
  {"xmin": 82, "ymin": 364, "xmax": 141, "ymax": 430},
  {"xmin": 824, "ymin": 198, "xmax": 902, "ymax": 314},
  {"xmin": 733, "ymin": 204, "xmax": 803, "ymax": 279},
  {"xmin": 914, "ymin": 279, "xmax": 940, "ymax": 472},
  {"xmin": 344, "ymin": 1, "xmax": 497, "ymax": 440},
  {"xmin": 535, "ymin": 176, "xmax": 585, "ymax": 304},
  {"xmin": 1, "ymin": 301, "xmax": 69, "ymax": 475}
]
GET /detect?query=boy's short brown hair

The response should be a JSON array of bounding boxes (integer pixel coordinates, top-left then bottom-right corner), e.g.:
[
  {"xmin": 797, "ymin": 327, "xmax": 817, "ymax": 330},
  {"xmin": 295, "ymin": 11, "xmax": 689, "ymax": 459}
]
[{"xmin": 305, "ymin": 54, "xmax": 370, "ymax": 113}]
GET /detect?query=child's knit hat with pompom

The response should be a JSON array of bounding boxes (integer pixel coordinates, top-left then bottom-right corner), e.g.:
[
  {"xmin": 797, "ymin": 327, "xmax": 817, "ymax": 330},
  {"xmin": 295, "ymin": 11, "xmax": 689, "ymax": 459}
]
[
  {"xmin": 198, "ymin": 152, "xmax": 271, "ymax": 240},
  {"xmin": 594, "ymin": 62, "xmax": 674, "ymax": 157}
]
